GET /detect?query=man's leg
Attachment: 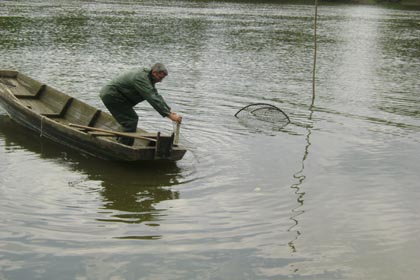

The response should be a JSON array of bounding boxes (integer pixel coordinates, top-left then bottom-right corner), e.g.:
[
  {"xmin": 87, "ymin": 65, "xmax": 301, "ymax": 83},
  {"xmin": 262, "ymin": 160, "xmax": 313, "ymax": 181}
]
[{"xmin": 100, "ymin": 92, "xmax": 138, "ymax": 146}]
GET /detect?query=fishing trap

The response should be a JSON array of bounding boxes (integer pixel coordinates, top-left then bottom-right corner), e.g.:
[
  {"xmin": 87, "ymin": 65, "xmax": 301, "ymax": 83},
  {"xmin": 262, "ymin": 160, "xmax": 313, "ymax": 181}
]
[{"xmin": 234, "ymin": 103, "xmax": 290, "ymax": 130}]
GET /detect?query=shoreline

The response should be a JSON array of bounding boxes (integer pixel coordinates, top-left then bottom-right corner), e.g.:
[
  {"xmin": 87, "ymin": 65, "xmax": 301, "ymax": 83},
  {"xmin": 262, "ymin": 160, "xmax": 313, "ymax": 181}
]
[{"xmin": 210, "ymin": 0, "xmax": 420, "ymax": 9}]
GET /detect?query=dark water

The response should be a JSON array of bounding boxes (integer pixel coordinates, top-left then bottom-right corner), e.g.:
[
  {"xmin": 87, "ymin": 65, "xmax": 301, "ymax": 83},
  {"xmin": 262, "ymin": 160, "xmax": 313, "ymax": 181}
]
[{"xmin": 1, "ymin": 1, "xmax": 420, "ymax": 279}]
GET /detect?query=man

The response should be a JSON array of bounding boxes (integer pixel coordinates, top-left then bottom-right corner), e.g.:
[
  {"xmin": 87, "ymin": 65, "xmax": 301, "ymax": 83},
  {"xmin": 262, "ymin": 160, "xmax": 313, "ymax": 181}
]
[{"xmin": 99, "ymin": 63, "xmax": 182, "ymax": 146}]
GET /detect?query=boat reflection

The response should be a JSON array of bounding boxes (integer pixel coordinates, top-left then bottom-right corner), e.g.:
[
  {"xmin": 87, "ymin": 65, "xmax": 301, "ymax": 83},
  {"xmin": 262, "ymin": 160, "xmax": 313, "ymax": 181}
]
[{"xmin": 0, "ymin": 115, "xmax": 181, "ymax": 225}]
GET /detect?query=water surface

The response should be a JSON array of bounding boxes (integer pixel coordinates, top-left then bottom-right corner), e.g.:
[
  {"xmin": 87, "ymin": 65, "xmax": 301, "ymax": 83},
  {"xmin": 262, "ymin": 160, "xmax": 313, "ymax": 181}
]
[{"xmin": 1, "ymin": 1, "xmax": 420, "ymax": 279}]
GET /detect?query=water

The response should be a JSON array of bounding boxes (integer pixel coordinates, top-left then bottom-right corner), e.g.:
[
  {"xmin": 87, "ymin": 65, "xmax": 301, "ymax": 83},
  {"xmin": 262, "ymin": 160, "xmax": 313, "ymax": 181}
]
[{"xmin": 1, "ymin": 1, "xmax": 420, "ymax": 279}]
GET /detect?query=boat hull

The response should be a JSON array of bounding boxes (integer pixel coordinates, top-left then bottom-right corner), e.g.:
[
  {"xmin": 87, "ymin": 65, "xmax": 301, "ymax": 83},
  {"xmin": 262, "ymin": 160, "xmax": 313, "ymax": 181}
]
[{"xmin": 0, "ymin": 70, "xmax": 186, "ymax": 162}]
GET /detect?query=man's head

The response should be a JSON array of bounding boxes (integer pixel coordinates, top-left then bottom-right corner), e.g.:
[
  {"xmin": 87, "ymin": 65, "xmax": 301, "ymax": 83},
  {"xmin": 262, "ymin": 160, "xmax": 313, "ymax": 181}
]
[{"xmin": 151, "ymin": 63, "xmax": 168, "ymax": 83}]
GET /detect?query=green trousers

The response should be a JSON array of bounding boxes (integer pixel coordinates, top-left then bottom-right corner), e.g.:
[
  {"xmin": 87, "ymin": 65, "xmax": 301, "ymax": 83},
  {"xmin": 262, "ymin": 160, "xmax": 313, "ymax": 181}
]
[{"xmin": 100, "ymin": 86, "xmax": 138, "ymax": 146}]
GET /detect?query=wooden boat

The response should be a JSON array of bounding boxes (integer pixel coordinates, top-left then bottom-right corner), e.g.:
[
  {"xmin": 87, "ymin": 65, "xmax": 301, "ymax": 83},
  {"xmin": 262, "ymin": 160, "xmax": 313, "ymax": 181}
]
[{"xmin": 0, "ymin": 70, "xmax": 187, "ymax": 162}]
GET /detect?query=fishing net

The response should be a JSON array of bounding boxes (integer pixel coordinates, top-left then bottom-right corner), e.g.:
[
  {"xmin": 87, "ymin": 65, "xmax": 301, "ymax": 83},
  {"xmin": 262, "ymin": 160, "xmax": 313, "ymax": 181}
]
[{"xmin": 234, "ymin": 103, "xmax": 290, "ymax": 130}]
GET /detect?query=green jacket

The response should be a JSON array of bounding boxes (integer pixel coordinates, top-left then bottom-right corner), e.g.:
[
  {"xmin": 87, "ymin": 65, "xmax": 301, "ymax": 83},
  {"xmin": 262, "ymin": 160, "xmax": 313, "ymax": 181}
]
[{"xmin": 101, "ymin": 68, "xmax": 171, "ymax": 117}]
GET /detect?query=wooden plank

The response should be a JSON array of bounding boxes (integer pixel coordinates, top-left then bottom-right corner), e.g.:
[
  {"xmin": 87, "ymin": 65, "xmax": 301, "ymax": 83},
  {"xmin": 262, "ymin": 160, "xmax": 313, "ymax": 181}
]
[
  {"xmin": 0, "ymin": 70, "xmax": 18, "ymax": 78},
  {"xmin": 38, "ymin": 97, "xmax": 73, "ymax": 118},
  {"xmin": 0, "ymin": 78, "xmax": 17, "ymax": 88},
  {"xmin": 0, "ymin": 76, "xmax": 36, "ymax": 97},
  {"xmin": 88, "ymin": 131, "xmax": 115, "ymax": 137},
  {"xmin": 13, "ymin": 84, "xmax": 45, "ymax": 98},
  {"xmin": 20, "ymin": 98, "xmax": 57, "ymax": 115},
  {"xmin": 87, "ymin": 109, "xmax": 102, "ymax": 127},
  {"xmin": 64, "ymin": 99, "xmax": 100, "ymax": 126},
  {"xmin": 16, "ymin": 73, "xmax": 45, "ymax": 96},
  {"xmin": 68, "ymin": 123, "xmax": 157, "ymax": 142}
]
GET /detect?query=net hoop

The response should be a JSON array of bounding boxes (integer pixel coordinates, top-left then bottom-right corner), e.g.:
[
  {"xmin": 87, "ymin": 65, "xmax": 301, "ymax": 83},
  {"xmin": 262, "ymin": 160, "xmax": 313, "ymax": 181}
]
[{"xmin": 234, "ymin": 103, "xmax": 290, "ymax": 123}]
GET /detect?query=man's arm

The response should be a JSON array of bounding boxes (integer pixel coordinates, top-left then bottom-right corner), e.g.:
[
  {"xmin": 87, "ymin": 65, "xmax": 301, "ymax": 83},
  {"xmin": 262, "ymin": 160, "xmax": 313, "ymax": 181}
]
[{"xmin": 168, "ymin": 112, "xmax": 182, "ymax": 124}]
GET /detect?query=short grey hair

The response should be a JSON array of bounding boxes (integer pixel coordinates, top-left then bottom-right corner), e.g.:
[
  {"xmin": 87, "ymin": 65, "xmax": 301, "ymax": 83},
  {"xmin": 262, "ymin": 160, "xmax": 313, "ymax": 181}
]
[{"xmin": 151, "ymin": 63, "xmax": 168, "ymax": 75}]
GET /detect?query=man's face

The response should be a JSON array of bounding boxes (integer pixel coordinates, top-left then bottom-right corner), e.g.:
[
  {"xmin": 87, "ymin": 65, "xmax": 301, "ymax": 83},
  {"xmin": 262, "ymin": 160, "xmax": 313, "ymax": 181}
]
[{"xmin": 152, "ymin": 71, "xmax": 167, "ymax": 83}]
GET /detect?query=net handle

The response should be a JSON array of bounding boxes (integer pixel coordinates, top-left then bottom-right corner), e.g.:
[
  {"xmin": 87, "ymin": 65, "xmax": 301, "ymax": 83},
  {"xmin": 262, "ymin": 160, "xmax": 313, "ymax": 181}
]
[{"xmin": 234, "ymin": 103, "xmax": 290, "ymax": 123}]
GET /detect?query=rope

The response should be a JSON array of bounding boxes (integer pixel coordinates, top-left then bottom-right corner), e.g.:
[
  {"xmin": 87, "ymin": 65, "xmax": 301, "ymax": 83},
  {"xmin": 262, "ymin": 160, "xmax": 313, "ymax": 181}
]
[{"xmin": 312, "ymin": 0, "xmax": 318, "ymax": 107}]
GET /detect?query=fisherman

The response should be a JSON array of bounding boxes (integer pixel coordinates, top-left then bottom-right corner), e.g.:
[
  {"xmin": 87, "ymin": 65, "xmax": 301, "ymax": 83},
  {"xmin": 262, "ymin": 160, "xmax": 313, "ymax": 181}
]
[{"xmin": 99, "ymin": 63, "xmax": 182, "ymax": 146}]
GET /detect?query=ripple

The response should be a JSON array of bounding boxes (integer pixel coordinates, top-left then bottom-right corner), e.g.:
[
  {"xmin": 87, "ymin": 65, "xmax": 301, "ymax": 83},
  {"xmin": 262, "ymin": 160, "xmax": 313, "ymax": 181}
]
[{"xmin": 1, "ymin": 2, "xmax": 420, "ymax": 280}]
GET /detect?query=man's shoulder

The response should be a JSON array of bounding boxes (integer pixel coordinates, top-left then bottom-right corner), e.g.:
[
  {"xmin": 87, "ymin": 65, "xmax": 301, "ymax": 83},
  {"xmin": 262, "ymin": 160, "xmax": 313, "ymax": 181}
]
[
  {"xmin": 130, "ymin": 67, "xmax": 150, "ymax": 75},
  {"xmin": 130, "ymin": 67, "xmax": 150, "ymax": 80},
  {"xmin": 131, "ymin": 68, "xmax": 155, "ymax": 92}
]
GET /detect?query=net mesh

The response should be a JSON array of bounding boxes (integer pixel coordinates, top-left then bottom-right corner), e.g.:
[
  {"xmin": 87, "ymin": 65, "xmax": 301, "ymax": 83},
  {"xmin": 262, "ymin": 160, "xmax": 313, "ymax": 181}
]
[{"xmin": 234, "ymin": 103, "xmax": 290, "ymax": 130}]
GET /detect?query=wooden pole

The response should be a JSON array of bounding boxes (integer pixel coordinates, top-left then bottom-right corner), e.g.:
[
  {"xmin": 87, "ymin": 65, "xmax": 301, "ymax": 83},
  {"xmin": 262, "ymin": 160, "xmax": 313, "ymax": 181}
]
[{"xmin": 173, "ymin": 122, "xmax": 180, "ymax": 145}]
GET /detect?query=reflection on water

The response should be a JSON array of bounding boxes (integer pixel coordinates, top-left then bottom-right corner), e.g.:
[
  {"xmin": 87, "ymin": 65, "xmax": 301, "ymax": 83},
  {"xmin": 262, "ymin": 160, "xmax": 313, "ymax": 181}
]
[
  {"xmin": 1, "ymin": 1, "xmax": 420, "ymax": 279},
  {"xmin": 287, "ymin": 108, "xmax": 314, "ymax": 254},
  {"xmin": 0, "ymin": 116, "xmax": 180, "ymax": 236}
]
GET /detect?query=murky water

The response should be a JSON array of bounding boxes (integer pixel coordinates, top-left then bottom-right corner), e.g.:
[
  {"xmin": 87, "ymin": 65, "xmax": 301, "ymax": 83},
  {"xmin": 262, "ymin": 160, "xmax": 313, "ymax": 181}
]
[{"xmin": 1, "ymin": 1, "xmax": 420, "ymax": 279}]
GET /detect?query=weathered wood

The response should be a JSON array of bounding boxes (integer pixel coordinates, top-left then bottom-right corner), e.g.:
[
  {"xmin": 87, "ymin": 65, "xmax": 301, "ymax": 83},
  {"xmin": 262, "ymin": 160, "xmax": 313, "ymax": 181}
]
[
  {"xmin": 88, "ymin": 131, "xmax": 116, "ymax": 137},
  {"xmin": 69, "ymin": 123, "xmax": 157, "ymax": 142},
  {"xmin": 0, "ymin": 70, "xmax": 187, "ymax": 161},
  {"xmin": 17, "ymin": 73, "xmax": 45, "ymax": 96},
  {"xmin": 154, "ymin": 132, "xmax": 174, "ymax": 159},
  {"xmin": 64, "ymin": 98, "xmax": 100, "ymax": 126},
  {"xmin": 174, "ymin": 122, "xmax": 180, "ymax": 145}
]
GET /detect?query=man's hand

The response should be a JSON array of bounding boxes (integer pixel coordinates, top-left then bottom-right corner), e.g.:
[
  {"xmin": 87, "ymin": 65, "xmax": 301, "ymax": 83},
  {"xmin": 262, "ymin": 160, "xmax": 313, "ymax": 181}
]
[{"xmin": 168, "ymin": 112, "xmax": 182, "ymax": 124}]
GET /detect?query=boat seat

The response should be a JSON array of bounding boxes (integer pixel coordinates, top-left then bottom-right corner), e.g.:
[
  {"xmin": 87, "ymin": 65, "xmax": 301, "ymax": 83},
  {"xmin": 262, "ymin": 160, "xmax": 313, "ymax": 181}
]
[
  {"xmin": 0, "ymin": 77, "xmax": 45, "ymax": 99},
  {"xmin": 14, "ymin": 73, "xmax": 46, "ymax": 98},
  {"xmin": 13, "ymin": 85, "xmax": 45, "ymax": 98},
  {"xmin": 63, "ymin": 98, "xmax": 101, "ymax": 126},
  {"xmin": 23, "ymin": 96, "xmax": 73, "ymax": 118}
]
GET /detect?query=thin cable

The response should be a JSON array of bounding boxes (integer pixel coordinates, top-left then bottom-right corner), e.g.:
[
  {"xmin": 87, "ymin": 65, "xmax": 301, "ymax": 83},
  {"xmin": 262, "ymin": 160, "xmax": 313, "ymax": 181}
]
[{"xmin": 312, "ymin": 0, "xmax": 318, "ymax": 107}]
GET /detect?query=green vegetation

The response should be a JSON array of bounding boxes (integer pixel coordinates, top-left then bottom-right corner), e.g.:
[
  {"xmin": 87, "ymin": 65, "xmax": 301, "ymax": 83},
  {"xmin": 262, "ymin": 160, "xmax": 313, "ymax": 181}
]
[{"xmin": 194, "ymin": 0, "xmax": 420, "ymax": 7}]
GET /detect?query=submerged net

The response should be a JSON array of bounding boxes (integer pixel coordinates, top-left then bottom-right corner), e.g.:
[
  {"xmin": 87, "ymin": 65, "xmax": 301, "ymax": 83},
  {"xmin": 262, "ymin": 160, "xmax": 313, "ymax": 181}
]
[{"xmin": 234, "ymin": 103, "xmax": 290, "ymax": 130}]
